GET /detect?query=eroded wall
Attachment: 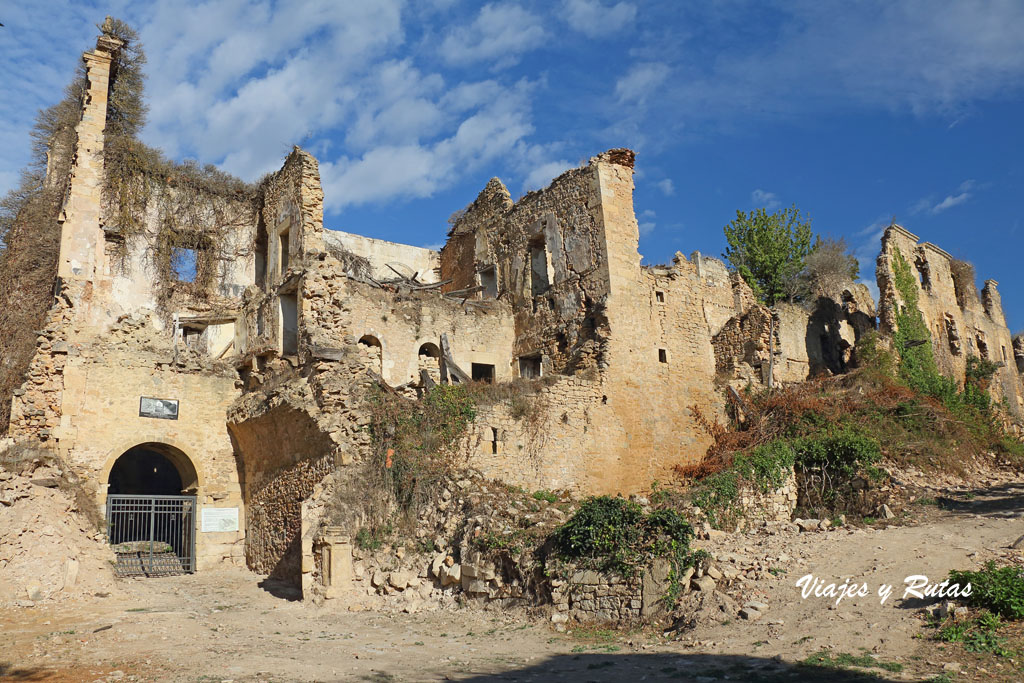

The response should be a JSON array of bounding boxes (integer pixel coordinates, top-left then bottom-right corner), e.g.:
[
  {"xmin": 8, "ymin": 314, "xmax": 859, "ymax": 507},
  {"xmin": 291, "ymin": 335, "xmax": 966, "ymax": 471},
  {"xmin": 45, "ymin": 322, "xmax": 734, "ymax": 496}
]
[
  {"xmin": 877, "ymin": 225, "xmax": 1024, "ymax": 417},
  {"xmin": 323, "ymin": 230, "xmax": 440, "ymax": 283}
]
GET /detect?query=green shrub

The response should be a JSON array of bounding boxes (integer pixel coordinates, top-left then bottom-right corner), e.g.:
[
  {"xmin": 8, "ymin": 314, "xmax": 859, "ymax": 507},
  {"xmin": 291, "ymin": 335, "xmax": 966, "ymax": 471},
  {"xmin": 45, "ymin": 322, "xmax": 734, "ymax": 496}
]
[
  {"xmin": 936, "ymin": 610, "xmax": 1014, "ymax": 656},
  {"xmin": 532, "ymin": 490, "xmax": 558, "ymax": 503},
  {"xmin": 948, "ymin": 562, "xmax": 1024, "ymax": 620},
  {"xmin": 364, "ymin": 383, "xmax": 476, "ymax": 526},
  {"xmin": 551, "ymin": 496, "xmax": 694, "ymax": 577},
  {"xmin": 793, "ymin": 429, "xmax": 882, "ymax": 479}
]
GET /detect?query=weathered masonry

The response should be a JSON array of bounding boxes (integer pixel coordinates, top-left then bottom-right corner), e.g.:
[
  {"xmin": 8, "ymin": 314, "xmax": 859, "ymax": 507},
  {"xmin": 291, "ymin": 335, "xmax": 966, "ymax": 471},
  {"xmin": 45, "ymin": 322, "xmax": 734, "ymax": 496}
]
[{"xmin": 2, "ymin": 24, "xmax": 1022, "ymax": 589}]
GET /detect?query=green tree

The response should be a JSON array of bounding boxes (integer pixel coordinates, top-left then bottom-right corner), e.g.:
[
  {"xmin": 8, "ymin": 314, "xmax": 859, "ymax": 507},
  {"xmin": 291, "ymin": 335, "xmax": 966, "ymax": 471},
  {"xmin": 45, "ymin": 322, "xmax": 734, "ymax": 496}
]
[{"xmin": 723, "ymin": 206, "xmax": 816, "ymax": 305}]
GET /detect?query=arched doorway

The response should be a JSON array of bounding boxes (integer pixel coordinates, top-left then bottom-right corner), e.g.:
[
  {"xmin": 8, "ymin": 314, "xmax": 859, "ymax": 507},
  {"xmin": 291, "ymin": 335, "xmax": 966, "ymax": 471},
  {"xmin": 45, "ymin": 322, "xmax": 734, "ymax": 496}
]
[
  {"xmin": 106, "ymin": 443, "xmax": 198, "ymax": 576},
  {"xmin": 108, "ymin": 443, "xmax": 198, "ymax": 495}
]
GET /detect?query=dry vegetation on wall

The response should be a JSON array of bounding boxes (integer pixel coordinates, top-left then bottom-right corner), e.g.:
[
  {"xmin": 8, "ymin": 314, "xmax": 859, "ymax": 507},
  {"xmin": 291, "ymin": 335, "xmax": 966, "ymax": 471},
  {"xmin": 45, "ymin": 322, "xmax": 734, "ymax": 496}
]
[
  {"xmin": 678, "ymin": 325, "xmax": 1024, "ymax": 527},
  {"xmin": 98, "ymin": 19, "xmax": 255, "ymax": 316},
  {"xmin": 334, "ymin": 383, "xmax": 477, "ymax": 546},
  {"xmin": 0, "ymin": 47, "xmax": 85, "ymax": 433},
  {"xmin": 949, "ymin": 258, "xmax": 978, "ymax": 309}
]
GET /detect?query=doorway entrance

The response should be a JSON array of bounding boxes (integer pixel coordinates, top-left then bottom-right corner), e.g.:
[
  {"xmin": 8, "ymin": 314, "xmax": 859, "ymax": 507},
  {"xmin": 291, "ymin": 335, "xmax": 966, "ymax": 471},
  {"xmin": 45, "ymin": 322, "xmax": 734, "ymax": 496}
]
[{"xmin": 106, "ymin": 443, "xmax": 198, "ymax": 576}]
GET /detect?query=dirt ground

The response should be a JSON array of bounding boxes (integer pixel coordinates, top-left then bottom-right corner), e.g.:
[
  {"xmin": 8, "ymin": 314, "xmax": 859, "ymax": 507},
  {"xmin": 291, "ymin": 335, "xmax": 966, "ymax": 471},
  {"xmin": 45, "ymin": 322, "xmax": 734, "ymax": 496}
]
[{"xmin": 3, "ymin": 481, "xmax": 1023, "ymax": 682}]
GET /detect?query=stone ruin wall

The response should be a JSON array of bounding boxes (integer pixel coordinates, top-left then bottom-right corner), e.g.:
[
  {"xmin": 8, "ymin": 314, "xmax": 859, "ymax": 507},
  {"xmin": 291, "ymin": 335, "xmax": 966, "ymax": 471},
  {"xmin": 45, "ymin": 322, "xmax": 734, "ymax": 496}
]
[
  {"xmin": 441, "ymin": 160, "xmax": 613, "ymax": 376},
  {"xmin": 7, "ymin": 23, "xmax": 1024, "ymax": 596},
  {"xmin": 877, "ymin": 225, "xmax": 1024, "ymax": 419},
  {"xmin": 323, "ymin": 230, "xmax": 440, "ymax": 283}
]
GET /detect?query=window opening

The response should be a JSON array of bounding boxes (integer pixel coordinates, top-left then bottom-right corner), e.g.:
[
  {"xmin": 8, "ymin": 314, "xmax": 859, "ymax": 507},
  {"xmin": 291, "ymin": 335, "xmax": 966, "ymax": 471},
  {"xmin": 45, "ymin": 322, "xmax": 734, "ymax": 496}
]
[
  {"xmin": 171, "ymin": 247, "xmax": 198, "ymax": 283},
  {"xmin": 418, "ymin": 343, "xmax": 442, "ymax": 383},
  {"xmin": 279, "ymin": 229, "xmax": 290, "ymax": 274},
  {"xmin": 529, "ymin": 237, "xmax": 550, "ymax": 297},
  {"xmin": 255, "ymin": 237, "xmax": 267, "ymax": 289},
  {"xmin": 471, "ymin": 363, "xmax": 495, "ymax": 383},
  {"xmin": 655, "ymin": 291, "xmax": 665, "ymax": 303},
  {"xmin": 479, "ymin": 266, "xmax": 497, "ymax": 299},
  {"xmin": 280, "ymin": 294, "xmax": 298, "ymax": 355},
  {"xmin": 976, "ymin": 336, "xmax": 989, "ymax": 359},
  {"xmin": 519, "ymin": 355, "xmax": 542, "ymax": 379},
  {"xmin": 658, "ymin": 348, "xmax": 668, "ymax": 363},
  {"xmin": 358, "ymin": 335, "xmax": 383, "ymax": 373}
]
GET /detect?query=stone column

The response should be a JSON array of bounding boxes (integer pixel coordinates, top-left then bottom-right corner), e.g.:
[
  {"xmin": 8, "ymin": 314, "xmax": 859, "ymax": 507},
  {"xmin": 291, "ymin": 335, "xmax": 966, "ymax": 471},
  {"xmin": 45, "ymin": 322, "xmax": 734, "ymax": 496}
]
[{"xmin": 57, "ymin": 34, "xmax": 123, "ymax": 281}]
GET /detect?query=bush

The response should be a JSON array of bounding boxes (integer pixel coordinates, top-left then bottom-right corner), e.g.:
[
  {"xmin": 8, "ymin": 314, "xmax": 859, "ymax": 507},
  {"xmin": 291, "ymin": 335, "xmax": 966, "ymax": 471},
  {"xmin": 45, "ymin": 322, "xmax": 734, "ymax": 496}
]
[
  {"xmin": 948, "ymin": 562, "xmax": 1024, "ymax": 620},
  {"xmin": 364, "ymin": 383, "xmax": 476, "ymax": 527},
  {"xmin": 803, "ymin": 237, "xmax": 859, "ymax": 299},
  {"xmin": 551, "ymin": 496, "xmax": 694, "ymax": 577}
]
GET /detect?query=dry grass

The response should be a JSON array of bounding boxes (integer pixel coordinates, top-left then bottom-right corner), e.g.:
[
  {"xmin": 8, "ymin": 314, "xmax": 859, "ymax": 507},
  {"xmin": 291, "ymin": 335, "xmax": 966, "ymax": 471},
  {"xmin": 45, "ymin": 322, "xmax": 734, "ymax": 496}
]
[{"xmin": 679, "ymin": 367, "xmax": 1017, "ymax": 485}]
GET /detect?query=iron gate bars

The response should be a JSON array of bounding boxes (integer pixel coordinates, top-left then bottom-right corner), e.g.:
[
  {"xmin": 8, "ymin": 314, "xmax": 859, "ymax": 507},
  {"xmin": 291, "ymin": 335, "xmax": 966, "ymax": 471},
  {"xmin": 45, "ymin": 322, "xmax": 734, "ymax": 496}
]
[{"xmin": 106, "ymin": 494, "xmax": 196, "ymax": 577}]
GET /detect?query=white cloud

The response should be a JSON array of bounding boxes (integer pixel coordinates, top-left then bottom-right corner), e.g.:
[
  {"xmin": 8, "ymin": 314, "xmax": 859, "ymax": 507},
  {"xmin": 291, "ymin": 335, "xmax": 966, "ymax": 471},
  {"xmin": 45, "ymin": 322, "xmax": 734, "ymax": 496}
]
[
  {"xmin": 523, "ymin": 160, "xmax": 573, "ymax": 192},
  {"xmin": 615, "ymin": 62, "xmax": 671, "ymax": 104},
  {"xmin": 655, "ymin": 179, "xmax": 674, "ymax": 196},
  {"xmin": 562, "ymin": 0, "xmax": 636, "ymax": 38},
  {"xmin": 439, "ymin": 3, "xmax": 546, "ymax": 69},
  {"xmin": 911, "ymin": 179, "xmax": 978, "ymax": 215},
  {"xmin": 621, "ymin": 2, "xmax": 1024, "ymax": 137},
  {"xmin": 321, "ymin": 79, "xmax": 539, "ymax": 210},
  {"xmin": 751, "ymin": 189, "xmax": 780, "ymax": 210},
  {"xmin": 637, "ymin": 208, "xmax": 656, "ymax": 236},
  {"xmin": 931, "ymin": 192, "xmax": 971, "ymax": 214}
]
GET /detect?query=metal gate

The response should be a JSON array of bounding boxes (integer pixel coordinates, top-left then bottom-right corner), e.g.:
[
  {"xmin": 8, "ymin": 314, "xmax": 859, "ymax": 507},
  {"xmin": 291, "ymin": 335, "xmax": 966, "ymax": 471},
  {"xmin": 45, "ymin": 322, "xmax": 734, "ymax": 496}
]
[{"xmin": 106, "ymin": 494, "xmax": 196, "ymax": 577}]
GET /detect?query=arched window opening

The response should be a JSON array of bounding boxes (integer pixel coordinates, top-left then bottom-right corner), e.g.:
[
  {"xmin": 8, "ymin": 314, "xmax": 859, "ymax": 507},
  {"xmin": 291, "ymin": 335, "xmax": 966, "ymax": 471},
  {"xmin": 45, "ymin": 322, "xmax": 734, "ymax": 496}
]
[
  {"xmin": 418, "ymin": 342, "xmax": 442, "ymax": 385},
  {"xmin": 358, "ymin": 335, "xmax": 383, "ymax": 374}
]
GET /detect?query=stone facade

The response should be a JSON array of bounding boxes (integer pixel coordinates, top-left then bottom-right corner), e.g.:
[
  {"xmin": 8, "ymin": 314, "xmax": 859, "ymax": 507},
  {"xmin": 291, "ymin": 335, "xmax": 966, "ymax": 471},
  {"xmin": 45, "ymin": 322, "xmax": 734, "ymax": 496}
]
[
  {"xmin": 3, "ymin": 24, "xmax": 1022, "ymax": 594},
  {"xmin": 877, "ymin": 225, "xmax": 1024, "ymax": 418}
]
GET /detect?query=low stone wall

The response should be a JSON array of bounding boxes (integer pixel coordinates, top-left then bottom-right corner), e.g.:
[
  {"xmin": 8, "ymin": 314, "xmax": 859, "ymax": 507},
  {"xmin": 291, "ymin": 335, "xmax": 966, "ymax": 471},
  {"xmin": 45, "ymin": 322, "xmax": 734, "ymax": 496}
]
[
  {"xmin": 738, "ymin": 468, "xmax": 799, "ymax": 525},
  {"xmin": 551, "ymin": 569, "xmax": 644, "ymax": 622}
]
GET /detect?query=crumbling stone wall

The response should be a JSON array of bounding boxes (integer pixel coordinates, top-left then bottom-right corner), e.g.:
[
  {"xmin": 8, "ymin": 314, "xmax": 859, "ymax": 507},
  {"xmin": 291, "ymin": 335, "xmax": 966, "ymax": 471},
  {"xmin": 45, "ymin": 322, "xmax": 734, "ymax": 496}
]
[
  {"xmin": 877, "ymin": 225, "xmax": 1024, "ymax": 417},
  {"xmin": 301, "ymin": 262, "xmax": 517, "ymax": 387},
  {"xmin": 323, "ymin": 230, "xmax": 439, "ymax": 283}
]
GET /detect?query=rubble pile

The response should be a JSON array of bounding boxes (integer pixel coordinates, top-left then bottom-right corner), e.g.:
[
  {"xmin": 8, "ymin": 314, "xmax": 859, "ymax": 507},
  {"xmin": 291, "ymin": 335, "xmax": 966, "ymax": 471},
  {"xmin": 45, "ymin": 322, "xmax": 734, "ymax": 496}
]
[{"xmin": 0, "ymin": 459, "xmax": 119, "ymax": 606}]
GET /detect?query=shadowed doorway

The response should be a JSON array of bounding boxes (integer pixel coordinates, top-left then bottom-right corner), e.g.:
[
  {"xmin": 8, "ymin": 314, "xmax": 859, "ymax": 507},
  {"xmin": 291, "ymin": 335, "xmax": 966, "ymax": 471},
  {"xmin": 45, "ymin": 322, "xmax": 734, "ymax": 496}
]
[{"xmin": 106, "ymin": 443, "xmax": 199, "ymax": 575}]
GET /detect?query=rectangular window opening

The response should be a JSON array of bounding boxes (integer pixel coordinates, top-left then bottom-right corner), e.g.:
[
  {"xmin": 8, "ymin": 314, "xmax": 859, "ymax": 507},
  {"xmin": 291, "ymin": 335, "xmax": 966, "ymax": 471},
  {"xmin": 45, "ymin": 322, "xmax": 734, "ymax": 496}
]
[
  {"xmin": 280, "ymin": 293, "xmax": 298, "ymax": 356},
  {"xmin": 255, "ymin": 235, "xmax": 267, "ymax": 289},
  {"xmin": 182, "ymin": 325, "xmax": 203, "ymax": 348},
  {"xmin": 479, "ymin": 266, "xmax": 498, "ymax": 298},
  {"xmin": 171, "ymin": 247, "xmax": 198, "ymax": 283},
  {"xmin": 529, "ymin": 238, "xmax": 550, "ymax": 297},
  {"xmin": 279, "ymin": 229, "xmax": 290, "ymax": 274},
  {"xmin": 490, "ymin": 427, "xmax": 499, "ymax": 454},
  {"xmin": 655, "ymin": 291, "xmax": 665, "ymax": 303},
  {"xmin": 471, "ymin": 363, "xmax": 495, "ymax": 383},
  {"xmin": 658, "ymin": 348, "xmax": 668, "ymax": 364},
  {"xmin": 519, "ymin": 355, "xmax": 542, "ymax": 379}
]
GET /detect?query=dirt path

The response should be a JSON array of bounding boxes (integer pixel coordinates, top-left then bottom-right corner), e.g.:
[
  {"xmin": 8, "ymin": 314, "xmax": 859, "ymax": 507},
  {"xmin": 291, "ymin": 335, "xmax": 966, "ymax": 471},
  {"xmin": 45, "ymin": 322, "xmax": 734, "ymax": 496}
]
[{"xmin": 2, "ymin": 482, "xmax": 1022, "ymax": 682}]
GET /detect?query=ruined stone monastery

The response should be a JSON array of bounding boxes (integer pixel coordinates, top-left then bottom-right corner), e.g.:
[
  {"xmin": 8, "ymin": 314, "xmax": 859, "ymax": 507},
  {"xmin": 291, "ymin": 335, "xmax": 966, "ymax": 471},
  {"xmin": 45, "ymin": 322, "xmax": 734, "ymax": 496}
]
[{"xmin": 3, "ymin": 26, "xmax": 1023, "ymax": 594}]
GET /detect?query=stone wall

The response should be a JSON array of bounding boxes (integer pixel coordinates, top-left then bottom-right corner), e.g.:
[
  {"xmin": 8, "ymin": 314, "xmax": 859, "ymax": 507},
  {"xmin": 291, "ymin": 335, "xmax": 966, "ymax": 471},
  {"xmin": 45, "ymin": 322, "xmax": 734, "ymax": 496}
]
[
  {"xmin": 877, "ymin": 225, "xmax": 1024, "ymax": 418},
  {"xmin": 301, "ymin": 263, "xmax": 517, "ymax": 387},
  {"xmin": 323, "ymin": 230, "xmax": 440, "ymax": 283}
]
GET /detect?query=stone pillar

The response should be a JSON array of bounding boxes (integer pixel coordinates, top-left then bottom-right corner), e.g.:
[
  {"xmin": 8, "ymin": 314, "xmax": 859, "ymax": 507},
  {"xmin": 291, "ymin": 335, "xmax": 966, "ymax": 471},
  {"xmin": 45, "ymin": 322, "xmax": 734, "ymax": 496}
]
[
  {"xmin": 57, "ymin": 34, "xmax": 123, "ymax": 281},
  {"xmin": 317, "ymin": 526, "xmax": 353, "ymax": 599}
]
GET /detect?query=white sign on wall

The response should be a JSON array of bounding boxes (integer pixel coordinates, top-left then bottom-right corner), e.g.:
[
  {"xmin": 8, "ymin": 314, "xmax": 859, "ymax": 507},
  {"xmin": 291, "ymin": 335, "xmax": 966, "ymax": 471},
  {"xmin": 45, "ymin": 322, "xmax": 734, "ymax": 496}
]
[{"xmin": 201, "ymin": 507, "xmax": 239, "ymax": 533}]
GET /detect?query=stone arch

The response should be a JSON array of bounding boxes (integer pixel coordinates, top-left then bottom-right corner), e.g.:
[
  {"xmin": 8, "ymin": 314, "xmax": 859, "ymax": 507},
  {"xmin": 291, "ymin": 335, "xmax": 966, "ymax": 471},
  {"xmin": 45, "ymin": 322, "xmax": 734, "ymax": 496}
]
[
  {"xmin": 357, "ymin": 333, "xmax": 384, "ymax": 376},
  {"xmin": 106, "ymin": 442, "xmax": 200, "ymax": 496},
  {"xmin": 417, "ymin": 341, "xmax": 442, "ymax": 384},
  {"xmin": 100, "ymin": 438, "xmax": 204, "ymax": 500}
]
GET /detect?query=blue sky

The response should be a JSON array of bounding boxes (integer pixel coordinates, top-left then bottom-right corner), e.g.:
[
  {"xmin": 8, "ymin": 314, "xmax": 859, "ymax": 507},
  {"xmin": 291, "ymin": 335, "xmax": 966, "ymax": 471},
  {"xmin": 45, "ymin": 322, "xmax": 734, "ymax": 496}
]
[{"xmin": 2, "ymin": 1, "xmax": 1022, "ymax": 331}]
